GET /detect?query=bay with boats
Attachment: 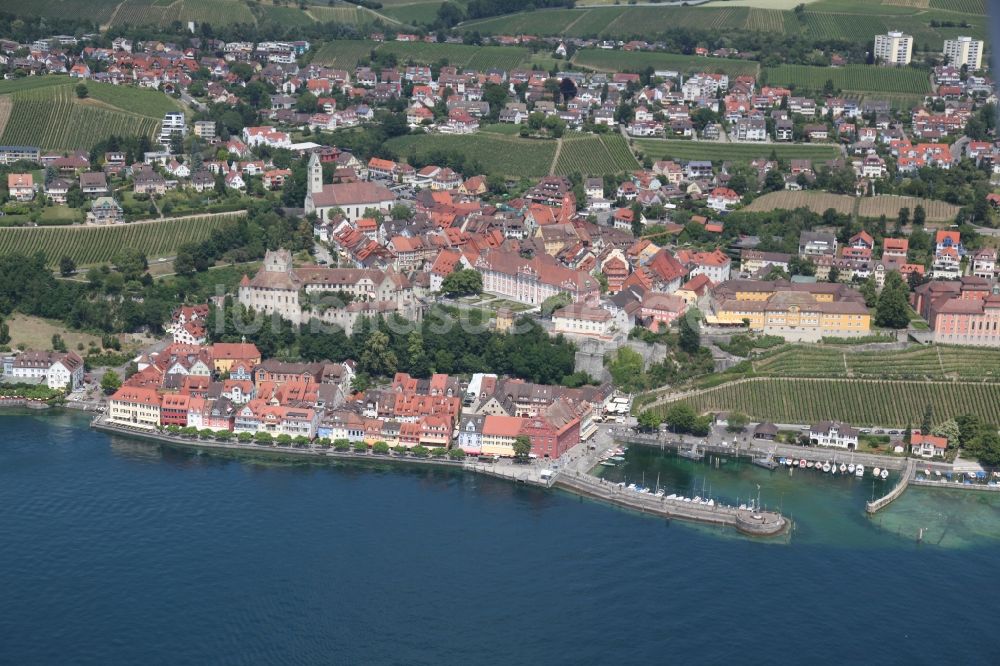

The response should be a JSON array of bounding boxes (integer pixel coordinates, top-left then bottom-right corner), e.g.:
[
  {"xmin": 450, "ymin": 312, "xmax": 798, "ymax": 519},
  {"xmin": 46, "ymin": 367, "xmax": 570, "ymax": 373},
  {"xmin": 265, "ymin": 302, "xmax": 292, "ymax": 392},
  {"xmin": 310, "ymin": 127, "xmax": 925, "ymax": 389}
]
[{"xmin": 3, "ymin": 410, "xmax": 1000, "ymax": 664}]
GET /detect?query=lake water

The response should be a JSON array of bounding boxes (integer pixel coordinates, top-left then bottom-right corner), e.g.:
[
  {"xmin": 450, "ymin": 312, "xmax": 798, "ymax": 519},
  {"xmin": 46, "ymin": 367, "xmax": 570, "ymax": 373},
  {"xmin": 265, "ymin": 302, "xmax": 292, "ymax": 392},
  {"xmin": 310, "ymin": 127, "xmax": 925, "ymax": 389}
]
[{"xmin": 2, "ymin": 411, "xmax": 999, "ymax": 665}]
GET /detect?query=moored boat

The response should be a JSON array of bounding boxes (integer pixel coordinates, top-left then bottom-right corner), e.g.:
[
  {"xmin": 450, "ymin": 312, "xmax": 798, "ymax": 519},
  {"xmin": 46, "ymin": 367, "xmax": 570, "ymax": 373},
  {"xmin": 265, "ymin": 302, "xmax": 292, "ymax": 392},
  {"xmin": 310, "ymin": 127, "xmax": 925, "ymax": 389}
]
[
  {"xmin": 855, "ymin": 465, "xmax": 865, "ymax": 477},
  {"xmin": 848, "ymin": 464, "xmax": 856, "ymax": 474},
  {"xmin": 880, "ymin": 469, "xmax": 889, "ymax": 480},
  {"xmin": 822, "ymin": 462, "xmax": 831, "ymax": 473},
  {"xmin": 799, "ymin": 459, "xmax": 807, "ymax": 469},
  {"xmin": 840, "ymin": 463, "xmax": 847, "ymax": 473},
  {"xmin": 873, "ymin": 467, "xmax": 881, "ymax": 477}
]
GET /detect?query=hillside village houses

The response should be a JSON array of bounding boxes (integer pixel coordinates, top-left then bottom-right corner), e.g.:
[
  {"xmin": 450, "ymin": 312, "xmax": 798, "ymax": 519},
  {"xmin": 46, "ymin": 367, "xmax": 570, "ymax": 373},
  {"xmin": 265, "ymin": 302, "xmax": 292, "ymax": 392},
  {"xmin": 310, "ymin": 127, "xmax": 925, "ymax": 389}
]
[{"xmin": 0, "ymin": 29, "xmax": 996, "ymax": 353}]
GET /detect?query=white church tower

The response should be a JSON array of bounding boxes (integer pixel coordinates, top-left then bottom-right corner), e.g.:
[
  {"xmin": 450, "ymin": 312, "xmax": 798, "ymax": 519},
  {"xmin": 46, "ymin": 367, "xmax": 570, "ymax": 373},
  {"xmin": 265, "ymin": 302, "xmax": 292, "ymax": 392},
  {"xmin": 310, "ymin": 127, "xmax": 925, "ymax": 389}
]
[{"xmin": 304, "ymin": 151, "xmax": 323, "ymax": 214}]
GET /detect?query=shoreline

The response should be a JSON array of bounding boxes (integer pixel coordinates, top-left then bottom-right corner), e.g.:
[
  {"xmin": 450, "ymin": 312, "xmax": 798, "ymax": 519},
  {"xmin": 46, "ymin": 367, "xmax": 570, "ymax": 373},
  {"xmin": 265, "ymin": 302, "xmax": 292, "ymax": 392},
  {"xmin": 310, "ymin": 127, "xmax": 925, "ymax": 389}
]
[{"xmin": 90, "ymin": 416, "xmax": 789, "ymax": 538}]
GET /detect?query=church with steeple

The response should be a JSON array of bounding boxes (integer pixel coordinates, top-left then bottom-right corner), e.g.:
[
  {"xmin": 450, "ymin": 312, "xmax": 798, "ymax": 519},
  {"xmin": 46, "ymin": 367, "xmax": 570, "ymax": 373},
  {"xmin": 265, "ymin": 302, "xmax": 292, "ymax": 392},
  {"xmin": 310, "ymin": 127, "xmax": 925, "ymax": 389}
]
[{"xmin": 303, "ymin": 152, "xmax": 396, "ymax": 223}]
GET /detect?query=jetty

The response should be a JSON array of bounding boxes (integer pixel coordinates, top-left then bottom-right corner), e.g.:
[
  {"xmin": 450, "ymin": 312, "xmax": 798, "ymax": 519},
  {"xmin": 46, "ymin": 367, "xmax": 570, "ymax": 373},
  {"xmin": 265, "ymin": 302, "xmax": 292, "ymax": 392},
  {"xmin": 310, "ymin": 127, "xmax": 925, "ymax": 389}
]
[
  {"xmin": 555, "ymin": 470, "xmax": 788, "ymax": 537},
  {"xmin": 866, "ymin": 459, "xmax": 916, "ymax": 513}
]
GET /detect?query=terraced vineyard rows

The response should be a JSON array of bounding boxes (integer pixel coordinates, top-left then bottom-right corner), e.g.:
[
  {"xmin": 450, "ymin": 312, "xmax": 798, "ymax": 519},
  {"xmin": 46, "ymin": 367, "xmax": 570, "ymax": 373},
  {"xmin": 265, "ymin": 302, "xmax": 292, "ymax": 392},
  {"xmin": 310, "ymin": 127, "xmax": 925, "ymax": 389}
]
[
  {"xmin": 659, "ymin": 378, "xmax": 1000, "ymax": 426},
  {"xmin": 385, "ymin": 134, "xmax": 556, "ymax": 177},
  {"xmin": 0, "ymin": 213, "xmax": 243, "ymax": 266},
  {"xmin": 553, "ymin": 134, "xmax": 638, "ymax": 176},
  {"xmin": 745, "ymin": 7, "xmax": 785, "ymax": 31},
  {"xmin": 632, "ymin": 139, "xmax": 839, "ymax": 164},
  {"xmin": 764, "ymin": 64, "xmax": 931, "ymax": 94},
  {"xmin": 0, "ymin": 87, "xmax": 159, "ymax": 151},
  {"xmin": 573, "ymin": 49, "xmax": 759, "ymax": 77},
  {"xmin": 857, "ymin": 196, "xmax": 959, "ymax": 223},
  {"xmin": 744, "ymin": 191, "xmax": 856, "ymax": 215},
  {"xmin": 929, "ymin": 0, "xmax": 985, "ymax": 13},
  {"xmin": 753, "ymin": 345, "xmax": 1000, "ymax": 381},
  {"xmin": 313, "ymin": 40, "xmax": 377, "ymax": 68}
]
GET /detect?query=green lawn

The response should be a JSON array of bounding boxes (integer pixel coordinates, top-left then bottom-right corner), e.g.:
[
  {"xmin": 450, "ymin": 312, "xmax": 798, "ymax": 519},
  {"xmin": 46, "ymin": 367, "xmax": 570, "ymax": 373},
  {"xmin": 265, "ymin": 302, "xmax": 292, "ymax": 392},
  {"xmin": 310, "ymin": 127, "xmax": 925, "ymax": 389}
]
[{"xmin": 385, "ymin": 133, "xmax": 557, "ymax": 177}]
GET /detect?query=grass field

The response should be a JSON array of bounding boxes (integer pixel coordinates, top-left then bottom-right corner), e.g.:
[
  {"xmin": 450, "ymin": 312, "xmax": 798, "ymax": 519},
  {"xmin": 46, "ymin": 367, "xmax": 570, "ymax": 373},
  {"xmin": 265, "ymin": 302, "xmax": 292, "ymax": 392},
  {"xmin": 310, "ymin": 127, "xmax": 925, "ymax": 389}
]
[
  {"xmin": 312, "ymin": 40, "xmax": 378, "ymax": 69},
  {"xmin": 385, "ymin": 133, "xmax": 557, "ymax": 177},
  {"xmin": 0, "ymin": 213, "xmax": 244, "ymax": 267},
  {"xmin": 632, "ymin": 139, "xmax": 840, "ymax": 164},
  {"xmin": 0, "ymin": 78, "xmax": 180, "ymax": 151},
  {"xmin": 378, "ymin": 1, "xmax": 444, "ymax": 24},
  {"xmin": 553, "ymin": 134, "xmax": 639, "ymax": 176},
  {"xmin": 763, "ymin": 64, "xmax": 932, "ymax": 95},
  {"xmin": 655, "ymin": 377, "xmax": 1000, "ymax": 426},
  {"xmin": 573, "ymin": 49, "xmax": 759, "ymax": 77},
  {"xmin": 6, "ymin": 313, "xmax": 103, "ymax": 352},
  {"xmin": 745, "ymin": 191, "xmax": 856, "ymax": 216},
  {"xmin": 857, "ymin": 196, "xmax": 959, "ymax": 222}
]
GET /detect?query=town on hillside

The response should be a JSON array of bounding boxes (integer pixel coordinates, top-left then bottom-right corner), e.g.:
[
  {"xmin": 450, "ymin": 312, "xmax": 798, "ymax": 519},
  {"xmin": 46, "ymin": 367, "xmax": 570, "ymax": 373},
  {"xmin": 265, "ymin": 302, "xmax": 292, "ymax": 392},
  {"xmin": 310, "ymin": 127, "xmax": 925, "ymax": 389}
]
[{"xmin": 1, "ymin": 12, "xmax": 1000, "ymax": 474}]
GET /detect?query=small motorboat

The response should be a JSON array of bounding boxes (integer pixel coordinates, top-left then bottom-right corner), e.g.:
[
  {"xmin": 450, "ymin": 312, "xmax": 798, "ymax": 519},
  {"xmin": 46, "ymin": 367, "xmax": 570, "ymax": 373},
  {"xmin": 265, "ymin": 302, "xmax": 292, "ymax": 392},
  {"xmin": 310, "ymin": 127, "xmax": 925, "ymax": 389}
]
[
  {"xmin": 666, "ymin": 494, "xmax": 677, "ymax": 500},
  {"xmin": 822, "ymin": 462, "xmax": 831, "ymax": 473},
  {"xmin": 848, "ymin": 463, "xmax": 856, "ymax": 474},
  {"xmin": 855, "ymin": 465, "xmax": 865, "ymax": 478},
  {"xmin": 799, "ymin": 459, "xmax": 807, "ymax": 469},
  {"xmin": 706, "ymin": 499, "xmax": 715, "ymax": 507},
  {"xmin": 840, "ymin": 463, "xmax": 847, "ymax": 473},
  {"xmin": 683, "ymin": 497, "xmax": 692, "ymax": 503},
  {"xmin": 880, "ymin": 469, "xmax": 889, "ymax": 480},
  {"xmin": 806, "ymin": 461, "xmax": 815, "ymax": 469},
  {"xmin": 873, "ymin": 467, "xmax": 881, "ymax": 477}
]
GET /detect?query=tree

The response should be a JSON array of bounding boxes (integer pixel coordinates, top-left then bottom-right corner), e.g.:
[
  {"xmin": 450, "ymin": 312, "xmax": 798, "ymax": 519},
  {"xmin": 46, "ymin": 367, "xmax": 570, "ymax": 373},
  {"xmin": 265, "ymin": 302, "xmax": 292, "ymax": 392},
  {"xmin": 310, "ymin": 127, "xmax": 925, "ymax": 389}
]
[
  {"xmin": 59, "ymin": 256, "xmax": 76, "ymax": 277},
  {"xmin": 513, "ymin": 435, "xmax": 532, "ymax": 459},
  {"xmin": 678, "ymin": 311, "xmax": 701, "ymax": 354},
  {"xmin": 665, "ymin": 404, "xmax": 697, "ymax": 433},
  {"xmin": 100, "ymin": 370, "xmax": 120, "ymax": 394},
  {"xmin": 360, "ymin": 330, "xmax": 397, "ymax": 377},
  {"xmin": 333, "ymin": 438, "xmax": 351, "ymax": 451},
  {"xmin": 431, "ymin": 447, "xmax": 448, "ymax": 457},
  {"xmin": 439, "ymin": 268, "xmax": 482, "ymax": 297},
  {"xmin": 921, "ymin": 403, "xmax": 934, "ymax": 436},
  {"xmin": 448, "ymin": 447, "xmax": 466, "ymax": 460},
  {"xmin": 968, "ymin": 431, "xmax": 1000, "ymax": 467},
  {"xmin": 637, "ymin": 410, "xmax": 662, "ymax": 432},
  {"xmin": 0, "ymin": 319, "xmax": 9, "ymax": 345},
  {"xmin": 75, "ymin": 83, "xmax": 88, "ymax": 99},
  {"xmin": 372, "ymin": 441, "xmax": 390, "ymax": 454},
  {"xmin": 726, "ymin": 412, "xmax": 749, "ymax": 433},
  {"xmin": 912, "ymin": 204, "xmax": 926, "ymax": 228},
  {"xmin": 353, "ymin": 441, "xmax": 368, "ymax": 452},
  {"xmin": 897, "ymin": 206, "xmax": 910, "ymax": 230},
  {"xmin": 860, "ymin": 275, "xmax": 878, "ymax": 307},
  {"xmin": 540, "ymin": 292, "xmax": 572, "ymax": 318},
  {"xmin": 875, "ymin": 271, "xmax": 910, "ymax": 329},
  {"xmin": 607, "ymin": 347, "xmax": 644, "ymax": 392},
  {"xmin": 931, "ymin": 419, "xmax": 960, "ymax": 445}
]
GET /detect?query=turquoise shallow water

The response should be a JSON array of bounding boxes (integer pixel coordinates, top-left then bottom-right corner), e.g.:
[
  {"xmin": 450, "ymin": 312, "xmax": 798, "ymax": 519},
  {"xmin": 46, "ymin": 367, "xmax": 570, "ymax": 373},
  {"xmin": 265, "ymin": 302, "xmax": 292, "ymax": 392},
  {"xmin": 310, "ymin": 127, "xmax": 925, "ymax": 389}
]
[{"xmin": 2, "ymin": 411, "xmax": 1000, "ymax": 665}]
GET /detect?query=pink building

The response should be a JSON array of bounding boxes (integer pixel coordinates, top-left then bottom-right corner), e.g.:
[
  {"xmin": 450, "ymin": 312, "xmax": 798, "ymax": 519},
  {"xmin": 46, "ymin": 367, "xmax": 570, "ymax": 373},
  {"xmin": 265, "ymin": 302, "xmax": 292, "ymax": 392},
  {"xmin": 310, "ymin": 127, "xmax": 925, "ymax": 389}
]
[{"xmin": 640, "ymin": 293, "xmax": 688, "ymax": 332}]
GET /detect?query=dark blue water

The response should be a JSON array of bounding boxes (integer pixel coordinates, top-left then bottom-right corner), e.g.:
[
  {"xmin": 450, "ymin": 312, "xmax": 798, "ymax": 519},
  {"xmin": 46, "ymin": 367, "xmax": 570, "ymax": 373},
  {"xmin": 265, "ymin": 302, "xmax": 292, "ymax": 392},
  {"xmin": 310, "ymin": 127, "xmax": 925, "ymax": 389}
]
[{"xmin": 2, "ymin": 411, "xmax": 999, "ymax": 665}]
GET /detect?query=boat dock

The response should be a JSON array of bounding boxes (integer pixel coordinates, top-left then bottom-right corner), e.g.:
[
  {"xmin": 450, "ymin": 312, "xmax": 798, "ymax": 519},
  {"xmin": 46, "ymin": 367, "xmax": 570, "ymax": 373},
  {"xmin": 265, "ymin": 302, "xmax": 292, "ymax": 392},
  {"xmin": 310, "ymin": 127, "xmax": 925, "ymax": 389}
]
[
  {"xmin": 554, "ymin": 471, "xmax": 788, "ymax": 537},
  {"xmin": 866, "ymin": 459, "xmax": 916, "ymax": 514}
]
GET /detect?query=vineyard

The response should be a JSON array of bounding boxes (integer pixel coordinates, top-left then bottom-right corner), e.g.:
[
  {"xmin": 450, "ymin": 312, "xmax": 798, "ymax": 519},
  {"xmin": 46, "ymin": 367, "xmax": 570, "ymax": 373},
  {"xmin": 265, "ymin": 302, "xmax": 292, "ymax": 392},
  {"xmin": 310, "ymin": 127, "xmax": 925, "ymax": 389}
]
[
  {"xmin": 928, "ymin": 0, "xmax": 985, "ymax": 13},
  {"xmin": 385, "ymin": 133, "xmax": 557, "ymax": 177},
  {"xmin": 656, "ymin": 378, "xmax": 1000, "ymax": 426},
  {"xmin": 553, "ymin": 134, "xmax": 639, "ymax": 176},
  {"xmin": 0, "ymin": 86, "xmax": 160, "ymax": 151},
  {"xmin": 313, "ymin": 40, "xmax": 378, "ymax": 69},
  {"xmin": 763, "ymin": 64, "xmax": 931, "ymax": 95},
  {"xmin": 745, "ymin": 191, "xmax": 856, "ymax": 216},
  {"xmin": 858, "ymin": 196, "xmax": 959, "ymax": 223},
  {"xmin": 573, "ymin": 49, "xmax": 759, "ymax": 77},
  {"xmin": 632, "ymin": 139, "xmax": 839, "ymax": 164},
  {"xmin": 752, "ymin": 345, "xmax": 1000, "ymax": 382},
  {"xmin": 745, "ymin": 7, "xmax": 786, "ymax": 32},
  {"xmin": 0, "ymin": 213, "xmax": 243, "ymax": 267}
]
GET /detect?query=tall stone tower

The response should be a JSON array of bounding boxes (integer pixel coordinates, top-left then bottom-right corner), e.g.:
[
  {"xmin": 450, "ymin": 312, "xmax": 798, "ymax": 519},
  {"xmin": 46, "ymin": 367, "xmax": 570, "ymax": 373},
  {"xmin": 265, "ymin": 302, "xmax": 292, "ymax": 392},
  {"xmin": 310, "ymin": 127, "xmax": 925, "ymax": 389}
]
[{"xmin": 307, "ymin": 151, "xmax": 323, "ymax": 196}]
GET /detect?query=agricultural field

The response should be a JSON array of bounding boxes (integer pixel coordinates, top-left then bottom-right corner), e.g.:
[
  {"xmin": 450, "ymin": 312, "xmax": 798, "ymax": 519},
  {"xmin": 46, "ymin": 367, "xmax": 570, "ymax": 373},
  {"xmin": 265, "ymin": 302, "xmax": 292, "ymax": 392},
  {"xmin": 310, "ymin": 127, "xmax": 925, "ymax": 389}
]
[
  {"xmin": 0, "ymin": 87, "xmax": 159, "ymax": 152},
  {"xmin": 110, "ymin": 0, "xmax": 182, "ymax": 27},
  {"xmin": 929, "ymin": 0, "xmax": 985, "ymax": 13},
  {"xmin": 385, "ymin": 133, "xmax": 557, "ymax": 177},
  {"xmin": 312, "ymin": 40, "xmax": 379, "ymax": 69},
  {"xmin": 0, "ymin": 78, "xmax": 179, "ymax": 151},
  {"xmin": 10, "ymin": 0, "xmax": 120, "ymax": 24},
  {"xmin": 553, "ymin": 134, "xmax": 639, "ymax": 177},
  {"xmin": 173, "ymin": 0, "xmax": 256, "ymax": 26},
  {"xmin": 632, "ymin": 139, "xmax": 840, "ymax": 165},
  {"xmin": 752, "ymin": 345, "xmax": 1000, "ymax": 382},
  {"xmin": 0, "ymin": 213, "xmax": 242, "ymax": 267},
  {"xmin": 307, "ymin": 5, "xmax": 380, "ymax": 25},
  {"xmin": 763, "ymin": 64, "xmax": 931, "ymax": 95},
  {"xmin": 745, "ymin": 191, "xmax": 856, "ymax": 216},
  {"xmin": 377, "ymin": 1, "xmax": 443, "ymax": 25},
  {"xmin": 658, "ymin": 377, "xmax": 1000, "ymax": 426},
  {"xmin": 572, "ymin": 49, "xmax": 760, "ymax": 77},
  {"xmin": 460, "ymin": 8, "xmax": 581, "ymax": 36},
  {"xmin": 258, "ymin": 4, "xmax": 317, "ymax": 27},
  {"xmin": 857, "ymin": 196, "xmax": 959, "ymax": 223}
]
